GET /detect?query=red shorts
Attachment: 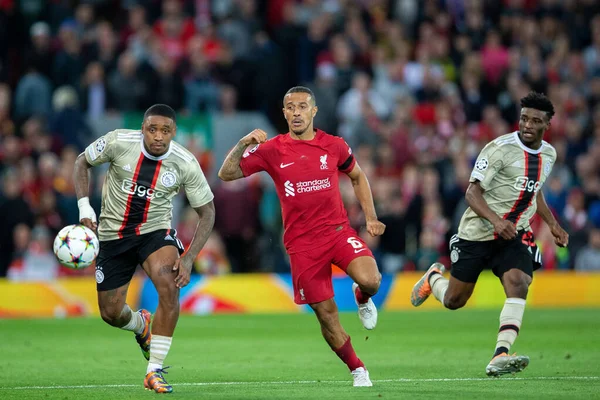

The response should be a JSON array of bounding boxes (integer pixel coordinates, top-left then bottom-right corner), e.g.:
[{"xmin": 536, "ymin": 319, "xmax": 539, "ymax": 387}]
[{"xmin": 288, "ymin": 227, "xmax": 374, "ymax": 304}]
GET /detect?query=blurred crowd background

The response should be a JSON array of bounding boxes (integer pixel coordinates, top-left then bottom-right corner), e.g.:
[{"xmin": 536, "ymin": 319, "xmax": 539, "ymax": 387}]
[{"xmin": 1, "ymin": 0, "xmax": 600, "ymax": 280}]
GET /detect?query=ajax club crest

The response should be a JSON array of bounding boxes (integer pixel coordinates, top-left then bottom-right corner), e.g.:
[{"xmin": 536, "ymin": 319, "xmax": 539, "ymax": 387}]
[{"xmin": 161, "ymin": 171, "xmax": 177, "ymax": 188}]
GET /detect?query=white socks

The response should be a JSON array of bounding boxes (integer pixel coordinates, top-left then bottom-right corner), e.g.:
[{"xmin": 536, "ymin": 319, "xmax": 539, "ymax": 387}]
[
  {"xmin": 147, "ymin": 335, "xmax": 173, "ymax": 373},
  {"xmin": 495, "ymin": 297, "xmax": 526, "ymax": 354},
  {"xmin": 429, "ymin": 273, "xmax": 449, "ymax": 304},
  {"xmin": 120, "ymin": 305, "xmax": 145, "ymax": 334}
]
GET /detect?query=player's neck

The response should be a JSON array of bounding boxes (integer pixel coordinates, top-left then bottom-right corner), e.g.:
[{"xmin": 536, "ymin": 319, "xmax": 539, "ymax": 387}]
[
  {"xmin": 289, "ymin": 126, "xmax": 316, "ymax": 141},
  {"xmin": 517, "ymin": 131, "xmax": 542, "ymax": 150}
]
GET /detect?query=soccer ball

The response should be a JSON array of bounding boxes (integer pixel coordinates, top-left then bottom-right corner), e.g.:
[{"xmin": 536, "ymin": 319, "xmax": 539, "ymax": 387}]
[{"xmin": 53, "ymin": 225, "xmax": 100, "ymax": 269}]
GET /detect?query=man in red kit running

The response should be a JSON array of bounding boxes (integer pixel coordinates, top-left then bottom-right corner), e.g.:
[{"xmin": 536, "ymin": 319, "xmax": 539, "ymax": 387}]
[{"xmin": 218, "ymin": 86, "xmax": 385, "ymax": 387}]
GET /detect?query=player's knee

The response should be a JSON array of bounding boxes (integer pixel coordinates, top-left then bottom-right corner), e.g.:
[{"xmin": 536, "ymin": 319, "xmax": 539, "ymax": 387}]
[
  {"xmin": 444, "ymin": 294, "xmax": 467, "ymax": 310},
  {"xmin": 156, "ymin": 284, "xmax": 179, "ymax": 309},
  {"xmin": 99, "ymin": 306, "xmax": 122, "ymax": 326},
  {"xmin": 359, "ymin": 272, "xmax": 381, "ymax": 295},
  {"xmin": 503, "ymin": 270, "xmax": 531, "ymax": 297}
]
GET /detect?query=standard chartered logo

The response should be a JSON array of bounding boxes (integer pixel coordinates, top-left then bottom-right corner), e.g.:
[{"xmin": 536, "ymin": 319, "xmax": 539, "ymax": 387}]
[
  {"xmin": 284, "ymin": 178, "xmax": 331, "ymax": 196},
  {"xmin": 284, "ymin": 180, "xmax": 295, "ymax": 197},
  {"xmin": 121, "ymin": 179, "xmax": 167, "ymax": 200}
]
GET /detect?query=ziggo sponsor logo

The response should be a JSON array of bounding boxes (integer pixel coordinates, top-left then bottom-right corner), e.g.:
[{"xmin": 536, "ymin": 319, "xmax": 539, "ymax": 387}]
[{"xmin": 121, "ymin": 179, "xmax": 167, "ymax": 199}]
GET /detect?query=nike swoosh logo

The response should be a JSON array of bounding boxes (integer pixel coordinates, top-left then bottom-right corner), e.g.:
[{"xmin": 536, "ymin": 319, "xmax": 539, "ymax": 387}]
[
  {"xmin": 354, "ymin": 248, "xmax": 367, "ymax": 254},
  {"xmin": 280, "ymin": 162, "xmax": 294, "ymax": 168}
]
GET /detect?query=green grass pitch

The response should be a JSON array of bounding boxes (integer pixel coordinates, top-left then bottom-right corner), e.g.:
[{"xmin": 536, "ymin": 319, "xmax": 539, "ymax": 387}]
[{"xmin": 1, "ymin": 309, "xmax": 599, "ymax": 399}]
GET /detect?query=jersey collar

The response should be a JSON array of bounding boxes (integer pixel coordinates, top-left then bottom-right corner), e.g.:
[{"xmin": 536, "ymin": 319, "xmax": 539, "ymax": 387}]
[
  {"xmin": 285, "ymin": 128, "xmax": 322, "ymax": 141},
  {"xmin": 513, "ymin": 131, "xmax": 544, "ymax": 155},
  {"xmin": 140, "ymin": 132, "xmax": 173, "ymax": 161}
]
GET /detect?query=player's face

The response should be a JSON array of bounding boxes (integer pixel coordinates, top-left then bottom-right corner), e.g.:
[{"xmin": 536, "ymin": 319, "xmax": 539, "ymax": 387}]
[
  {"xmin": 518, "ymin": 108, "xmax": 550, "ymax": 148},
  {"xmin": 142, "ymin": 115, "xmax": 176, "ymax": 156},
  {"xmin": 282, "ymin": 92, "xmax": 318, "ymax": 135}
]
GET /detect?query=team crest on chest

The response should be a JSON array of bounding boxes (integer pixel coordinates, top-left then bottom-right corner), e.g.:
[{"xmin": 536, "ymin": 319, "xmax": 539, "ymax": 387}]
[
  {"xmin": 320, "ymin": 154, "xmax": 328, "ymax": 170},
  {"xmin": 161, "ymin": 171, "xmax": 177, "ymax": 187}
]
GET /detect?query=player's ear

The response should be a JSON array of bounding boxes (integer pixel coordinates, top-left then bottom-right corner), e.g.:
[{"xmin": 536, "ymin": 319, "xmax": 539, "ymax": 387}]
[{"xmin": 313, "ymin": 105, "xmax": 318, "ymax": 117}]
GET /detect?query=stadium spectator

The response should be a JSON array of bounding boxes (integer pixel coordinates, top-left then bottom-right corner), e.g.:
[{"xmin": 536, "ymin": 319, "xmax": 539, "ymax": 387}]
[{"xmin": 0, "ymin": 0, "xmax": 599, "ymax": 275}]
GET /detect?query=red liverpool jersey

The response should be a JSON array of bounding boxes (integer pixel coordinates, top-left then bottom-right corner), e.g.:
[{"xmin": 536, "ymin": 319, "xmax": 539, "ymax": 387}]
[{"xmin": 239, "ymin": 129, "xmax": 356, "ymax": 254}]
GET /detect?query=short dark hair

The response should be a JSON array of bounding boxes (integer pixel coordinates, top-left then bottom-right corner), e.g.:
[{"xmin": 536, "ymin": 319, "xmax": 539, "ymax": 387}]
[
  {"xmin": 520, "ymin": 91, "xmax": 555, "ymax": 120},
  {"xmin": 143, "ymin": 104, "xmax": 176, "ymax": 123},
  {"xmin": 284, "ymin": 86, "xmax": 316, "ymax": 105}
]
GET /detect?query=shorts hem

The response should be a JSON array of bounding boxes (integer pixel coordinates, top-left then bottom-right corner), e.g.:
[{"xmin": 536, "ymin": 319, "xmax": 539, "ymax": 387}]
[{"xmin": 294, "ymin": 293, "xmax": 334, "ymax": 305}]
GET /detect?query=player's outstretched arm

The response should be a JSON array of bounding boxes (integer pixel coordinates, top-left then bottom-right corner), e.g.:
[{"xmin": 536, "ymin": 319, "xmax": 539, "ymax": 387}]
[
  {"xmin": 465, "ymin": 181, "xmax": 517, "ymax": 240},
  {"xmin": 73, "ymin": 153, "xmax": 97, "ymax": 231},
  {"xmin": 536, "ymin": 191, "xmax": 569, "ymax": 247},
  {"xmin": 173, "ymin": 201, "xmax": 215, "ymax": 288},
  {"xmin": 346, "ymin": 163, "xmax": 385, "ymax": 237},
  {"xmin": 218, "ymin": 129, "xmax": 267, "ymax": 181}
]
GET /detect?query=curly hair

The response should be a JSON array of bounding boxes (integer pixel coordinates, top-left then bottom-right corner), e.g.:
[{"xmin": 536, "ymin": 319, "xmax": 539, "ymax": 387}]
[{"xmin": 520, "ymin": 91, "xmax": 555, "ymax": 120}]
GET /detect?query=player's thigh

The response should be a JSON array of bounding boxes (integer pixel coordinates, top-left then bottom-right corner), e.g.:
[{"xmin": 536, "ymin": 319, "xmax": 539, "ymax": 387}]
[
  {"xmin": 448, "ymin": 237, "xmax": 489, "ymax": 306},
  {"xmin": 449, "ymin": 237, "xmax": 489, "ymax": 284},
  {"xmin": 445, "ymin": 275, "xmax": 476, "ymax": 308},
  {"xmin": 138, "ymin": 230, "xmax": 184, "ymax": 298},
  {"xmin": 493, "ymin": 231, "xmax": 537, "ymax": 282},
  {"xmin": 95, "ymin": 238, "xmax": 139, "ymax": 295},
  {"xmin": 493, "ymin": 232, "xmax": 536, "ymax": 296},
  {"xmin": 345, "ymin": 256, "xmax": 380, "ymax": 290},
  {"xmin": 332, "ymin": 228, "xmax": 378, "ymax": 282},
  {"xmin": 289, "ymin": 247, "xmax": 334, "ymax": 305}
]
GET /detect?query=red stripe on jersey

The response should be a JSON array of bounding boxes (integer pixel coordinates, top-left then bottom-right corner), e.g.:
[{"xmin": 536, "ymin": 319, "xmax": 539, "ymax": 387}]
[
  {"xmin": 521, "ymin": 154, "xmax": 542, "ymax": 223},
  {"xmin": 118, "ymin": 154, "xmax": 145, "ymax": 239},
  {"xmin": 506, "ymin": 151, "xmax": 530, "ymax": 223},
  {"xmin": 135, "ymin": 160, "xmax": 163, "ymax": 235},
  {"xmin": 494, "ymin": 151, "xmax": 529, "ymax": 239}
]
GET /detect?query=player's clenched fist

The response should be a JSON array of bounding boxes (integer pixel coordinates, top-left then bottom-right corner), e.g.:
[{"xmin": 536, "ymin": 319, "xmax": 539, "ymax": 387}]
[
  {"xmin": 493, "ymin": 218, "xmax": 517, "ymax": 240},
  {"xmin": 550, "ymin": 223, "xmax": 569, "ymax": 247},
  {"xmin": 366, "ymin": 219, "xmax": 386, "ymax": 237},
  {"xmin": 241, "ymin": 129, "xmax": 268, "ymax": 146}
]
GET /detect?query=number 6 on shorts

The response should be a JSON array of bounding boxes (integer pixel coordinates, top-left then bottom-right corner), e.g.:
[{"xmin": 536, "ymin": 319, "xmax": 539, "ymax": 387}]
[{"xmin": 347, "ymin": 237, "xmax": 364, "ymax": 249}]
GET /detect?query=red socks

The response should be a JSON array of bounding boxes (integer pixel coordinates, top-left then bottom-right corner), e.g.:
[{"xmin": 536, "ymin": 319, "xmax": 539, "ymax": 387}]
[
  {"xmin": 355, "ymin": 286, "xmax": 372, "ymax": 304},
  {"xmin": 334, "ymin": 337, "xmax": 364, "ymax": 371}
]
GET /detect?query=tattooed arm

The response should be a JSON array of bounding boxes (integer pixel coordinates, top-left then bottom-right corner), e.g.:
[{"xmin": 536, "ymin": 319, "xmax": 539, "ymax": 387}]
[{"xmin": 218, "ymin": 129, "xmax": 267, "ymax": 181}]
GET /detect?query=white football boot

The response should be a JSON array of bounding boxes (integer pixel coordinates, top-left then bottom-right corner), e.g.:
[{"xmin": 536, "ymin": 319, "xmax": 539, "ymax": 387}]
[
  {"xmin": 486, "ymin": 353, "xmax": 530, "ymax": 377},
  {"xmin": 352, "ymin": 283, "xmax": 378, "ymax": 330},
  {"xmin": 351, "ymin": 367, "xmax": 373, "ymax": 387}
]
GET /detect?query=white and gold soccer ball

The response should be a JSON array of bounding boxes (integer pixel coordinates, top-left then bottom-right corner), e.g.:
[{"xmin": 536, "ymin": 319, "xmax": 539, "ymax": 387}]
[{"xmin": 53, "ymin": 225, "xmax": 100, "ymax": 269}]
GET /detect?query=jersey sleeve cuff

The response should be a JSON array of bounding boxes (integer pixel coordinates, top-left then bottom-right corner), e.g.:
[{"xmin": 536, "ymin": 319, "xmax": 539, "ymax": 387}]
[
  {"xmin": 470, "ymin": 171, "xmax": 485, "ymax": 183},
  {"xmin": 85, "ymin": 146, "xmax": 98, "ymax": 165},
  {"xmin": 189, "ymin": 192, "xmax": 215, "ymax": 209}
]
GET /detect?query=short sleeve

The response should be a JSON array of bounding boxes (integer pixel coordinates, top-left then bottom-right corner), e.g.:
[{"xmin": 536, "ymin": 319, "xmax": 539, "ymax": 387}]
[
  {"xmin": 336, "ymin": 138, "xmax": 356, "ymax": 173},
  {"xmin": 239, "ymin": 143, "xmax": 269, "ymax": 177},
  {"xmin": 469, "ymin": 143, "xmax": 504, "ymax": 190},
  {"xmin": 85, "ymin": 131, "xmax": 117, "ymax": 166},
  {"xmin": 184, "ymin": 159, "xmax": 214, "ymax": 208}
]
